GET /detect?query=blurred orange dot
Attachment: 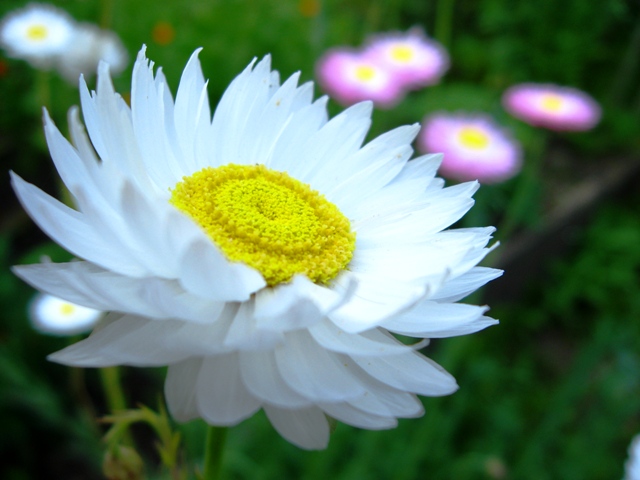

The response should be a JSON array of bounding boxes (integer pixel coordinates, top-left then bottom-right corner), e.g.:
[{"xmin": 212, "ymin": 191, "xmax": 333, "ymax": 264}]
[
  {"xmin": 152, "ymin": 21, "xmax": 175, "ymax": 46},
  {"xmin": 299, "ymin": 0, "xmax": 320, "ymax": 17},
  {"xmin": 0, "ymin": 60, "xmax": 8, "ymax": 77}
]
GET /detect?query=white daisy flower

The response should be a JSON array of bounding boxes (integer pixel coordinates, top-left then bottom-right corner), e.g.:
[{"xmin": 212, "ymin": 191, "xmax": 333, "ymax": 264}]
[
  {"xmin": 12, "ymin": 46, "xmax": 502, "ymax": 449},
  {"xmin": 56, "ymin": 23, "xmax": 129, "ymax": 84},
  {"xmin": 29, "ymin": 293, "xmax": 103, "ymax": 336},
  {"xmin": 0, "ymin": 3, "xmax": 75, "ymax": 69}
]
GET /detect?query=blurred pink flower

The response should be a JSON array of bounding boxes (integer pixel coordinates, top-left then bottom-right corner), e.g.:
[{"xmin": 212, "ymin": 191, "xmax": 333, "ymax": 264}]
[
  {"xmin": 418, "ymin": 113, "xmax": 522, "ymax": 184},
  {"xmin": 363, "ymin": 30, "xmax": 449, "ymax": 89},
  {"xmin": 316, "ymin": 49, "xmax": 405, "ymax": 108},
  {"xmin": 502, "ymin": 83, "xmax": 601, "ymax": 131}
]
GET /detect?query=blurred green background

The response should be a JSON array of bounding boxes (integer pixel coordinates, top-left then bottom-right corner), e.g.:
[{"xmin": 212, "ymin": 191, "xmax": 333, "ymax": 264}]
[{"xmin": 1, "ymin": 0, "xmax": 640, "ymax": 478}]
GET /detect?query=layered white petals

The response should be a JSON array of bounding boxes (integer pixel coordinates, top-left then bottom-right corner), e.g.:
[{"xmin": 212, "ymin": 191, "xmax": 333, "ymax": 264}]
[
  {"xmin": 13, "ymin": 47, "xmax": 502, "ymax": 450},
  {"xmin": 13, "ymin": 261, "xmax": 223, "ymax": 323},
  {"xmin": 264, "ymin": 405, "xmax": 330, "ymax": 450},
  {"xmin": 381, "ymin": 301, "xmax": 497, "ymax": 338},
  {"xmin": 48, "ymin": 310, "xmax": 237, "ymax": 367},
  {"xmin": 196, "ymin": 354, "xmax": 261, "ymax": 425}
]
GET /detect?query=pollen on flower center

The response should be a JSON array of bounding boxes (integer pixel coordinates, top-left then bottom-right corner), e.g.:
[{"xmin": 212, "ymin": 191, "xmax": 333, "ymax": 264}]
[
  {"xmin": 540, "ymin": 94, "xmax": 564, "ymax": 112},
  {"xmin": 458, "ymin": 126, "xmax": 490, "ymax": 149},
  {"xmin": 354, "ymin": 65, "xmax": 377, "ymax": 82},
  {"xmin": 26, "ymin": 24, "xmax": 48, "ymax": 41},
  {"xmin": 169, "ymin": 164, "xmax": 356, "ymax": 287},
  {"xmin": 389, "ymin": 44, "xmax": 415, "ymax": 63},
  {"xmin": 59, "ymin": 303, "xmax": 75, "ymax": 316}
]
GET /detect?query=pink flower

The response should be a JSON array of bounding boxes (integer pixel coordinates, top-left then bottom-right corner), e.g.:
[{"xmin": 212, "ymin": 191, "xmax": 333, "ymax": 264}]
[
  {"xmin": 315, "ymin": 49, "xmax": 405, "ymax": 108},
  {"xmin": 363, "ymin": 30, "xmax": 449, "ymax": 89},
  {"xmin": 502, "ymin": 83, "xmax": 601, "ymax": 131},
  {"xmin": 418, "ymin": 113, "xmax": 522, "ymax": 184}
]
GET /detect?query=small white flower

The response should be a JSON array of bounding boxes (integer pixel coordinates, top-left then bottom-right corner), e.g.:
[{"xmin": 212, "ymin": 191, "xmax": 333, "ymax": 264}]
[
  {"xmin": 12, "ymin": 47, "xmax": 501, "ymax": 449},
  {"xmin": 625, "ymin": 435, "xmax": 640, "ymax": 480},
  {"xmin": 29, "ymin": 293, "xmax": 103, "ymax": 336},
  {"xmin": 0, "ymin": 3, "xmax": 75, "ymax": 69},
  {"xmin": 56, "ymin": 23, "xmax": 128, "ymax": 84}
]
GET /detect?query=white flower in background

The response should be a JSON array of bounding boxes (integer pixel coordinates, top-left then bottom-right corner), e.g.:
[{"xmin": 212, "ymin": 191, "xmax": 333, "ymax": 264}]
[
  {"xmin": 625, "ymin": 435, "xmax": 640, "ymax": 480},
  {"xmin": 12, "ymin": 46, "xmax": 501, "ymax": 449},
  {"xmin": 57, "ymin": 22, "xmax": 128, "ymax": 84},
  {"xmin": 0, "ymin": 3, "xmax": 75, "ymax": 68},
  {"xmin": 29, "ymin": 293, "xmax": 103, "ymax": 336}
]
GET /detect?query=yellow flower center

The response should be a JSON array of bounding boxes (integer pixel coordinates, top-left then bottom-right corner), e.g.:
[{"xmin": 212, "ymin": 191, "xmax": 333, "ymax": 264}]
[
  {"xmin": 540, "ymin": 94, "xmax": 564, "ymax": 112},
  {"xmin": 354, "ymin": 65, "xmax": 377, "ymax": 82},
  {"xmin": 458, "ymin": 126, "xmax": 490, "ymax": 149},
  {"xmin": 26, "ymin": 24, "xmax": 48, "ymax": 41},
  {"xmin": 59, "ymin": 303, "xmax": 76, "ymax": 316},
  {"xmin": 389, "ymin": 44, "xmax": 415, "ymax": 63},
  {"xmin": 170, "ymin": 164, "xmax": 356, "ymax": 287}
]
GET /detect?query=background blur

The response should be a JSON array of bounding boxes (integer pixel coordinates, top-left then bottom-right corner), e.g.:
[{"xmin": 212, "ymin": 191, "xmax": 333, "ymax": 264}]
[{"xmin": 1, "ymin": 0, "xmax": 640, "ymax": 478}]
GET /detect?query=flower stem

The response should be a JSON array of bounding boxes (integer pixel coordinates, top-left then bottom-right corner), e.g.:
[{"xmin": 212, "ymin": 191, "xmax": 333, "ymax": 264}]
[
  {"xmin": 203, "ymin": 426, "xmax": 228, "ymax": 480},
  {"xmin": 100, "ymin": 366, "xmax": 128, "ymax": 412}
]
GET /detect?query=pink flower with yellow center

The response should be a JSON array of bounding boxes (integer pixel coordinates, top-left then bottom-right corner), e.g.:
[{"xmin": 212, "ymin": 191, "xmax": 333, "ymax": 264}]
[
  {"xmin": 316, "ymin": 49, "xmax": 405, "ymax": 108},
  {"xmin": 418, "ymin": 113, "xmax": 522, "ymax": 184},
  {"xmin": 502, "ymin": 83, "xmax": 601, "ymax": 131},
  {"xmin": 363, "ymin": 30, "xmax": 449, "ymax": 89}
]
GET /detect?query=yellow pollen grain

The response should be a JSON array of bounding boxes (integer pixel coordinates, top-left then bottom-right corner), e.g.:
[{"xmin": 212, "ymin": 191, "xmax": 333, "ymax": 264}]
[
  {"xmin": 59, "ymin": 303, "xmax": 75, "ymax": 316},
  {"xmin": 26, "ymin": 24, "xmax": 48, "ymax": 41},
  {"xmin": 540, "ymin": 94, "xmax": 564, "ymax": 112},
  {"xmin": 354, "ymin": 65, "xmax": 376, "ymax": 82},
  {"xmin": 458, "ymin": 126, "xmax": 490, "ymax": 149},
  {"xmin": 170, "ymin": 164, "xmax": 356, "ymax": 287},
  {"xmin": 389, "ymin": 44, "xmax": 415, "ymax": 63}
]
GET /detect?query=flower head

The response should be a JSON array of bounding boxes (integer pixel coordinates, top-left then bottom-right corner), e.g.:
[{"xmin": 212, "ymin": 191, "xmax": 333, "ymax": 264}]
[
  {"xmin": 29, "ymin": 293, "xmax": 103, "ymax": 335},
  {"xmin": 12, "ymin": 47, "xmax": 501, "ymax": 449},
  {"xmin": 0, "ymin": 3, "xmax": 75, "ymax": 69},
  {"xmin": 502, "ymin": 83, "xmax": 601, "ymax": 131},
  {"xmin": 625, "ymin": 434, "xmax": 640, "ymax": 480},
  {"xmin": 316, "ymin": 49, "xmax": 405, "ymax": 108},
  {"xmin": 363, "ymin": 30, "xmax": 449, "ymax": 89},
  {"xmin": 418, "ymin": 113, "xmax": 522, "ymax": 184},
  {"xmin": 57, "ymin": 23, "xmax": 128, "ymax": 84}
]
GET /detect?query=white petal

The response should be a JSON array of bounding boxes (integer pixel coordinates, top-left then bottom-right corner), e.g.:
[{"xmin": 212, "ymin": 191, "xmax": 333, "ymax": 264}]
[
  {"xmin": 319, "ymin": 402, "xmax": 397, "ymax": 430},
  {"xmin": 263, "ymin": 405, "xmax": 329, "ymax": 450},
  {"xmin": 253, "ymin": 275, "xmax": 352, "ymax": 332},
  {"xmin": 275, "ymin": 330, "xmax": 367, "ymax": 402},
  {"xmin": 223, "ymin": 301, "xmax": 284, "ymax": 351},
  {"xmin": 10, "ymin": 173, "xmax": 145, "ymax": 276},
  {"xmin": 352, "ymin": 351, "xmax": 458, "ymax": 397},
  {"xmin": 308, "ymin": 320, "xmax": 413, "ymax": 356},
  {"xmin": 328, "ymin": 271, "xmax": 428, "ymax": 333},
  {"xmin": 429, "ymin": 266, "xmax": 503, "ymax": 303},
  {"xmin": 381, "ymin": 301, "xmax": 496, "ymax": 338},
  {"xmin": 131, "ymin": 49, "xmax": 185, "ymax": 191},
  {"xmin": 196, "ymin": 353, "xmax": 261, "ymax": 425},
  {"xmin": 238, "ymin": 350, "xmax": 311, "ymax": 408},
  {"xmin": 178, "ymin": 238, "xmax": 266, "ymax": 301},
  {"xmin": 165, "ymin": 358, "xmax": 202, "ymax": 421},
  {"xmin": 13, "ymin": 261, "xmax": 224, "ymax": 323},
  {"xmin": 48, "ymin": 309, "xmax": 237, "ymax": 367}
]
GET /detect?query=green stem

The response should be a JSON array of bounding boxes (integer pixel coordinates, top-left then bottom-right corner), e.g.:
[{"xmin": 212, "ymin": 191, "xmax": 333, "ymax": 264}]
[
  {"xmin": 100, "ymin": 366, "xmax": 128, "ymax": 412},
  {"xmin": 434, "ymin": 0, "xmax": 455, "ymax": 48},
  {"xmin": 203, "ymin": 426, "xmax": 228, "ymax": 480}
]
